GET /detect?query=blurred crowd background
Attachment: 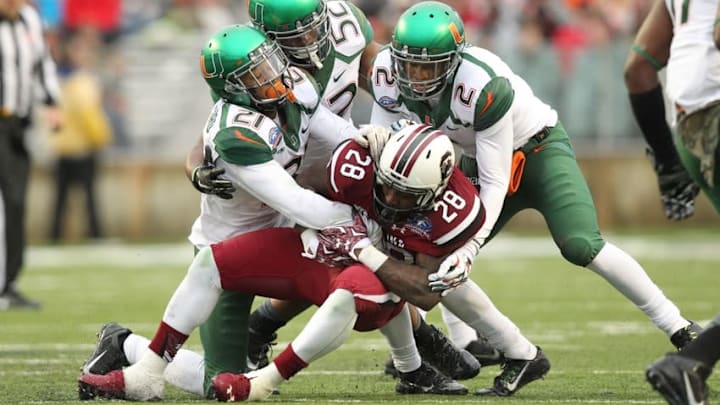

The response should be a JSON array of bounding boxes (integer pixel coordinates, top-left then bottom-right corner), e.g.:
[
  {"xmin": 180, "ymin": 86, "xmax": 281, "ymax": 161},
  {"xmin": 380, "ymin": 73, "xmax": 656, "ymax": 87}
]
[
  {"xmin": 27, "ymin": 0, "xmax": 715, "ymax": 242},
  {"xmin": 30, "ymin": 0, "xmax": 652, "ymax": 164}
]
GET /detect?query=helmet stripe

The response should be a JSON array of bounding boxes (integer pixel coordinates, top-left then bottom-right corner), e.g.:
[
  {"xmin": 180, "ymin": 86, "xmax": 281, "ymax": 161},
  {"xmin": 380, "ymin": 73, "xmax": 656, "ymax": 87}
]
[
  {"xmin": 391, "ymin": 124, "xmax": 429, "ymax": 171},
  {"xmin": 401, "ymin": 130, "xmax": 444, "ymax": 177}
]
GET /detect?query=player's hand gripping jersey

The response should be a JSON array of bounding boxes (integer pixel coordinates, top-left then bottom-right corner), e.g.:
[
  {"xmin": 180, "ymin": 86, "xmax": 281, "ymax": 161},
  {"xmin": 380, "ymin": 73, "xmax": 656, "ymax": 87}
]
[
  {"xmin": 190, "ymin": 67, "xmax": 358, "ymax": 247},
  {"xmin": 327, "ymin": 139, "xmax": 486, "ymax": 262}
]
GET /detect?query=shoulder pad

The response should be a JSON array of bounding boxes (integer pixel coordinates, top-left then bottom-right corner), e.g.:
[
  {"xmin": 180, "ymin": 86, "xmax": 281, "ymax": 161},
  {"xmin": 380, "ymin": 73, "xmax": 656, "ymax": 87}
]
[
  {"xmin": 369, "ymin": 47, "xmax": 401, "ymax": 111},
  {"xmin": 473, "ymin": 76, "xmax": 514, "ymax": 131},
  {"xmin": 214, "ymin": 127, "xmax": 272, "ymax": 166}
]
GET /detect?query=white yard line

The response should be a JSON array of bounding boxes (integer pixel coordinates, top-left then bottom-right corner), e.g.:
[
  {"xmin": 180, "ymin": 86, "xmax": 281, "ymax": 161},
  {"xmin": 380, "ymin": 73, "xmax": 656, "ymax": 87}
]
[{"xmin": 24, "ymin": 234, "xmax": 720, "ymax": 269}]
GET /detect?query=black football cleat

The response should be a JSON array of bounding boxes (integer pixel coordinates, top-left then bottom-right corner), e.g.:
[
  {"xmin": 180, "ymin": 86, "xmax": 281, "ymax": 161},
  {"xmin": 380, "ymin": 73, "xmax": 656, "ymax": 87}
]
[
  {"xmin": 414, "ymin": 324, "xmax": 480, "ymax": 380},
  {"xmin": 396, "ymin": 362, "xmax": 468, "ymax": 395},
  {"xmin": 81, "ymin": 323, "xmax": 131, "ymax": 376},
  {"xmin": 475, "ymin": 347, "xmax": 550, "ymax": 397},
  {"xmin": 671, "ymin": 322, "xmax": 703, "ymax": 351},
  {"xmin": 646, "ymin": 352, "xmax": 710, "ymax": 405},
  {"xmin": 465, "ymin": 338, "xmax": 504, "ymax": 367}
]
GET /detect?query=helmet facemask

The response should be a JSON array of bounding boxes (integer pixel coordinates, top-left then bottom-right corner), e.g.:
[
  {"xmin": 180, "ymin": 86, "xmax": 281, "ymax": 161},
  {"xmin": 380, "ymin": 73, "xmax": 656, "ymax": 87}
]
[
  {"xmin": 267, "ymin": 3, "xmax": 330, "ymax": 70},
  {"xmin": 224, "ymin": 41, "xmax": 293, "ymax": 110},
  {"xmin": 391, "ymin": 44, "xmax": 460, "ymax": 100}
]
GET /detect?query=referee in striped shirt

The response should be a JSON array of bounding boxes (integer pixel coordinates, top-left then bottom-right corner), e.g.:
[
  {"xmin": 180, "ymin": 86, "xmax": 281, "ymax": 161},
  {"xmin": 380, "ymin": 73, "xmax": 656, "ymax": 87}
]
[{"xmin": 0, "ymin": 0, "xmax": 62, "ymax": 310}]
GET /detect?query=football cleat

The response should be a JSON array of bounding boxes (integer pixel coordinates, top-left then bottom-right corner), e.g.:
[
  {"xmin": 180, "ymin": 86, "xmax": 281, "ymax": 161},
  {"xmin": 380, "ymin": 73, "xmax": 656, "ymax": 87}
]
[
  {"xmin": 81, "ymin": 322, "xmax": 131, "ymax": 375},
  {"xmin": 414, "ymin": 324, "xmax": 480, "ymax": 380},
  {"xmin": 384, "ymin": 355, "xmax": 399, "ymax": 378},
  {"xmin": 671, "ymin": 322, "xmax": 703, "ymax": 350},
  {"xmin": 465, "ymin": 338, "xmax": 504, "ymax": 367},
  {"xmin": 475, "ymin": 347, "xmax": 550, "ymax": 397},
  {"xmin": 396, "ymin": 362, "xmax": 468, "ymax": 395},
  {"xmin": 78, "ymin": 364, "xmax": 165, "ymax": 402},
  {"xmin": 211, "ymin": 373, "xmax": 251, "ymax": 402},
  {"xmin": 646, "ymin": 353, "xmax": 710, "ymax": 405},
  {"xmin": 78, "ymin": 370, "xmax": 126, "ymax": 400},
  {"xmin": 246, "ymin": 328, "xmax": 276, "ymax": 371}
]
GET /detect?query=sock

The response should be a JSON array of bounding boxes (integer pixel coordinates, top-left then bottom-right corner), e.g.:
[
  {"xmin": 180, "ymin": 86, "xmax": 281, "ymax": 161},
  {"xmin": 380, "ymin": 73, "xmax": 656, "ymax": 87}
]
[
  {"xmin": 291, "ymin": 289, "xmax": 357, "ymax": 363},
  {"xmin": 440, "ymin": 304, "xmax": 478, "ymax": 349},
  {"xmin": 272, "ymin": 344, "xmax": 308, "ymax": 380},
  {"xmin": 250, "ymin": 300, "xmax": 287, "ymax": 337},
  {"xmin": 379, "ymin": 304, "xmax": 421, "ymax": 373},
  {"xmin": 586, "ymin": 242, "xmax": 689, "ymax": 336},
  {"xmin": 148, "ymin": 322, "xmax": 189, "ymax": 362},
  {"xmin": 123, "ymin": 332, "xmax": 204, "ymax": 396},
  {"xmin": 441, "ymin": 280, "xmax": 536, "ymax": 360},
  {"xmin": 629, "ymin": 85, "xmax": 680, "ymax": 165},
  {"xmin": 680, "ymin": 323, "xmax": 720, "ymax": 369},
  {"xmin": 124, "ymin": 333, "xmax": 149, "ymax": 365}
]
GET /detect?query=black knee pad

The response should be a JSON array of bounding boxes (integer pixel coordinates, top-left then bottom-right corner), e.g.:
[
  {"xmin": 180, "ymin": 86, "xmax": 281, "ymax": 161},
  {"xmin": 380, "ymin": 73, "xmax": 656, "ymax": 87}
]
[{"xmin": 559, "ymin": 236, "xmax": 601, "ymax": 267}]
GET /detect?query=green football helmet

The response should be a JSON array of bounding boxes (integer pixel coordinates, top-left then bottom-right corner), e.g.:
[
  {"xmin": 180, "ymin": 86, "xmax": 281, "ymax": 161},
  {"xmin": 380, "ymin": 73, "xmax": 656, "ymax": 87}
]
[
  {"xmin": 391, "ymin": 1, "xmax": 466, "ymax": 100},
  {"xmin": 200, "ymin": 24, "xmax": 292, "ymax": 110},
  {"xmin": 248, "ymin": 0, "xmax": 330, "ymax": 70}
]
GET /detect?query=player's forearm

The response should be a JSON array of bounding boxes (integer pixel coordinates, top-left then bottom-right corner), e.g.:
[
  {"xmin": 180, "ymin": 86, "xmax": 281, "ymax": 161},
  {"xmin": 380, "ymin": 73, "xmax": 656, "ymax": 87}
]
[
  {"xmin": 715, "ymin": 2, "xmax": 720, "ymax": 50},
  {"xmin": 373, "ymin": 257, "xmax": 441, "ymax": 311}
]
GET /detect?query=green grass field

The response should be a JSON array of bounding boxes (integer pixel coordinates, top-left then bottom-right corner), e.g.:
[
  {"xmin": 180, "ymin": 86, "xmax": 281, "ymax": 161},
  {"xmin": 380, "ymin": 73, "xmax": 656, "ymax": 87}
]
[{"xmin": 1, "ymin": 230, "xmax": 718, "ymax": 405}]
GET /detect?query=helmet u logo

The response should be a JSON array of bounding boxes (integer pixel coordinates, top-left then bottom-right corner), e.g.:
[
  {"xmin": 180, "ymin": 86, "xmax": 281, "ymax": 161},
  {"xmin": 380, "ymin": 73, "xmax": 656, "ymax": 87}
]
[{"xmin": 200, "ymin": 53, "xmax": 225, "ymax": 78}]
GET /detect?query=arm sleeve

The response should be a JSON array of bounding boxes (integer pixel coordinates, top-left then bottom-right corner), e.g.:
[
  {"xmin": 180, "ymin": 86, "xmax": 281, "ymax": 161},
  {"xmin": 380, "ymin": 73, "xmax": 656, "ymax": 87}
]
[
  {"xmin": 225, "ymin": 160, "xmax": 354, "ymax": 229},
  {"xmin": 473, "ymin": 112, "xmax": 514, "ymax": 241}
]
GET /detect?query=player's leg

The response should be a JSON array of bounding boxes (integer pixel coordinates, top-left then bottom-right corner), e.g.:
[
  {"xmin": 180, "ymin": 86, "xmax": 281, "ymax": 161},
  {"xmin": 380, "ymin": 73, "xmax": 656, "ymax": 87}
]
[
  {"xmin": 523, "ymin": 122, "xmax": 698, "ymax": 347},
  {"xmin": 78, "ymin": 228, "xmax": 331, "ymax": 400},
  {"xmin": 247, "ymin": 298, "xmax": 311, "ymax": 370},
  {"xmin": 440, "ymin": 279, "xmax": 549, "ymax": 396},
  {"xmin": 380, "ymin": 304, "xmax": 468, "ymax": 395},
  {"xmin": 646, "ymin": 312, "xmax": 720, "ymax": 405},
  {"xmin": 213, "ymin": 288, "xmax": 360, "ymax": 402},
  {"xmin": 675, "ymin": 115, "xmax": 720, "ymax": 213},
  {"xmin": 199, "ymin": 291, "xmax": 253, "ymax": 398},
  {"xmin": 438, "ymin": 304, "xmax": 503, "ymax": 366}
]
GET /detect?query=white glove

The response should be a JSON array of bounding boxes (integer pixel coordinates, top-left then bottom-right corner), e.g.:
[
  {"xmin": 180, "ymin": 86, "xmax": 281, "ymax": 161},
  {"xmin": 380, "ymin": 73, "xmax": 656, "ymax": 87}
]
[
  {"xmin": 428, "ymin": 245, "xmax": 476, "ymax": 295},
  {"xmin": 354, "ymin": 124, "xmax": 390, "ymax": 161}
]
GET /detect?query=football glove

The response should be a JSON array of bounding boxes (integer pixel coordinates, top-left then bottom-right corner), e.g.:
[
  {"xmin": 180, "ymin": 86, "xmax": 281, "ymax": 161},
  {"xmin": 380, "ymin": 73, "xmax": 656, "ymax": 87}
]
[
  {"xmin": 648, "ymin": 149, "xmax": 700, "ymax": 220},
  {"xmin": 354, "ymin": 125, "xmax": 391, "ymax": 162},
  {"xmin": 191, "ymin": 145, "xmax": 236, "ymax": 199},
  {"xmin": 301, "ymin": 211, "xmax": 373, "ymax": 268}
]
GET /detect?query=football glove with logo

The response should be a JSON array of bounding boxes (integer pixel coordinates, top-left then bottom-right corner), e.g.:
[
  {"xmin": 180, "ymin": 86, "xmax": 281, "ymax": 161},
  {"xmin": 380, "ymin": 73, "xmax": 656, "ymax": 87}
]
[{"xmin": 191, "ymin": 145, "xmax": 236, "ymax": 199}]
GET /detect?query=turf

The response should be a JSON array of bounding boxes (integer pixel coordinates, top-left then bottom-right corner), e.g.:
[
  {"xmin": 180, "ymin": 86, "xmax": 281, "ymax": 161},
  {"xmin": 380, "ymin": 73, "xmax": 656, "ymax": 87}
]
[{"xmin": 0, "ymin": 232, "xmax": 717, "ymax": 404}]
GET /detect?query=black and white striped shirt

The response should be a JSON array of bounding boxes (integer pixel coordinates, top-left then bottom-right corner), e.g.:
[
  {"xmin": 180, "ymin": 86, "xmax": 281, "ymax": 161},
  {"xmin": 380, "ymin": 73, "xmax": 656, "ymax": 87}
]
[{"xmin": 0, "ymin": 4, "xmax": 60, "ymax": 120}]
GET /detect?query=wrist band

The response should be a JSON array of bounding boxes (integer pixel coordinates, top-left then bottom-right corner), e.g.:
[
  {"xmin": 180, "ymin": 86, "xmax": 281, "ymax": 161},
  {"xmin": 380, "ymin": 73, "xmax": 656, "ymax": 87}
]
[{"xmin": 357, "ymin": 245, "xmax": 388, "ymax": 272}]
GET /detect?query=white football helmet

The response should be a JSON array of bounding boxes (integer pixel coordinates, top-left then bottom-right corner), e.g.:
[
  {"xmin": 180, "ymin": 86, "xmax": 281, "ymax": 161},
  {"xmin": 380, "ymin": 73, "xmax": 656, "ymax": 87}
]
[{"xmin": 374, "ymin": 122, "xmax": 455, "ymax": 224}]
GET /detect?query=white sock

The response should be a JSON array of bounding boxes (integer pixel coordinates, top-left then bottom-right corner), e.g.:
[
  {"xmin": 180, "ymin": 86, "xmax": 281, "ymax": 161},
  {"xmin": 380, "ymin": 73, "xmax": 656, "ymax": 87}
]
[
  {"xmin": 292, "ymin": 289, "xmax": 357, "ymax": 363},
  {"xmin": 123, "ymin": 333, "xmax": 204, "ymax": 396},
  {"xmin": 379, "ymin": 304, "xmax": 421, "ymax": 373},
  {"xmin": 163, "ymin": 348, "xmax": 205, "ymax": 396},
  {"xmin": 163, "ymin": 247, "xmax": 223, "ymax": 334},
  {"xmin": 440, "ymin": 304, "xmax": 478, "ymax": 349},
  {"xmin": 586, "ymin": 242, "xmax": 689, "ymax": 336},
  {"xmin": 442, "ymin": 280, "xmax": 536, "ymax": 360}
]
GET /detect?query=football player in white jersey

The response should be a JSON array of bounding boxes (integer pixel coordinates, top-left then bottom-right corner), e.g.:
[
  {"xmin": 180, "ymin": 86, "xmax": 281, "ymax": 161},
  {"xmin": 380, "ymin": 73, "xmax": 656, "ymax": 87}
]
[
  {"xmin": 367, "ymin": 2, "xmax": 701, "ymax": 393},
  {"xmin": 188, "ymin": 0, "xmax": 489, "ymax": 381},
  {"xmin": 624, "ymin": 1, "xmax": 720, "ymax": 403},
  {"xmin": 78, "ymin": 24, "xmax": 394, "ymax": 399},
  {"xmin": 625, "ymin": 0, "xmax": 719, "ymax": 215}
]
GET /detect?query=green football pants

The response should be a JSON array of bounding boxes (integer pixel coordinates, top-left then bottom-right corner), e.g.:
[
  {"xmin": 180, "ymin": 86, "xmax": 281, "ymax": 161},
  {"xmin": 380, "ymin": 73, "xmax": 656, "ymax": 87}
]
[{"xmin": 459, "ymin": 121, "xmax": 606, "ymax": 266}]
